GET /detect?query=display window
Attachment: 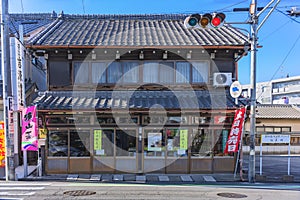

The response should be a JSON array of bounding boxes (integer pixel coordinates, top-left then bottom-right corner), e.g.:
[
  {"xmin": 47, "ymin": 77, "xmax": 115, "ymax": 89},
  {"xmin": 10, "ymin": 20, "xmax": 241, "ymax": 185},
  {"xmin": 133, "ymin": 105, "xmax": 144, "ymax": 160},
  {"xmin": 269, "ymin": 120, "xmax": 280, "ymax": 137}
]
[
  {"xmin": 116, "ymin": 130, "xmax": 136, "ymax": 156},
  {"xmin": 48, "ymin": 130, "xmax": 68, "ymax": 157},
  {"xmin": 144, "ymin": 129, "xmax": 165, "ymax": 157},
  {"xmin": 70, "ymin": 130, "xmax": 90, "ymax": 157}
]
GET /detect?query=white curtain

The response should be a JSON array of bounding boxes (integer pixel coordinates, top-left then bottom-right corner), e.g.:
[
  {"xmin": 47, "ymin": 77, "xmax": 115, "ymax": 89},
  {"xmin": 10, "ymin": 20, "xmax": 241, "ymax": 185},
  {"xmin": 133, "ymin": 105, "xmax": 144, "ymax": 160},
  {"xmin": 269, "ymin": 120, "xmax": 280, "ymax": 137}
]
[
  {"xmin": 143, "ymin": 62, "xmax": 158, "ymax": 83},
  {"xmin": 192, "ymin": 61, "xmax": 209, "ymax": 83},
  {"xmin": 176, "ymin": 62, "xmax": 190, "ymax": 83},
  {"xmin": 74, "ymin": 62, "xmax": 89, "ymax": 84},
  {"xmin": 159, "ymin": 62, "xmax": 174, "ymax": 83},
  {"xmin": 91, "ymin": 62, "xmax": 106, "ymax": 83},
  {"xmin": 107, "ymin": 62, "xmax": 122, "ymax": 83},
  {"xmin": 123, "ymin": 62, "xmax": 139, "ymax": 83}
]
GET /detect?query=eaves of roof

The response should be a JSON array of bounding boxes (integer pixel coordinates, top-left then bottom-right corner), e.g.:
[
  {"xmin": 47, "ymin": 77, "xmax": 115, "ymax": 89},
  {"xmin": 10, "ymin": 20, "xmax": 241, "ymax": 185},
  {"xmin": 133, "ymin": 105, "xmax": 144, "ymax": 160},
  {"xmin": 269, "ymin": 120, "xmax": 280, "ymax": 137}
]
[{"xmin": 32, "ymin": 90, "xmax": 244, "ymax": 111}]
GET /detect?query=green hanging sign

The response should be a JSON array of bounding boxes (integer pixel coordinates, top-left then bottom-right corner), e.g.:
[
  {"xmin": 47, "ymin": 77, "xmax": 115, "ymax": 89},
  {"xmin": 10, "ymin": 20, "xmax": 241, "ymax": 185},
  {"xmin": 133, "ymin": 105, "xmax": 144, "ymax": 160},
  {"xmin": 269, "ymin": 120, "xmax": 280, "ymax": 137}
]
[
  {"xmin": 180, "ymin": 129, "xmax": 188, "ymax": 150},
  {"xmin": 94, "ymin": 130, "xmax": 102, "ymax": 150}
]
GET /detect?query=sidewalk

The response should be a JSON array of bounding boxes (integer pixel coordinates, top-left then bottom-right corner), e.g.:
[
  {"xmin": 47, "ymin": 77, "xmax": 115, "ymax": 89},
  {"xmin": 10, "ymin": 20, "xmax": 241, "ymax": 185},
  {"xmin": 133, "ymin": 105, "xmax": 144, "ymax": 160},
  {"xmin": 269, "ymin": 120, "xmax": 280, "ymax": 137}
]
[
  {"xmin": 3, "ymin": 165, "xmax": 300, "ymax": 183},
  {"xmin": 23, "ymin": 173, "xmax": 243, "ymax": 184}
]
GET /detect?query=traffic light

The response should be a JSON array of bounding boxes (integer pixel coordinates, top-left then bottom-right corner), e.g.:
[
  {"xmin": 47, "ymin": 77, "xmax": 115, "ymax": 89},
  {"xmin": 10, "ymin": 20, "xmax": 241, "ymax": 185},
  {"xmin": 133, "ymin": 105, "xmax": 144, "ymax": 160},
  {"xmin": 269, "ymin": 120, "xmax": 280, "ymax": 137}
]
[{"xmin": 184, "ymin": 13, "xmax": 226, "ymax": 29}]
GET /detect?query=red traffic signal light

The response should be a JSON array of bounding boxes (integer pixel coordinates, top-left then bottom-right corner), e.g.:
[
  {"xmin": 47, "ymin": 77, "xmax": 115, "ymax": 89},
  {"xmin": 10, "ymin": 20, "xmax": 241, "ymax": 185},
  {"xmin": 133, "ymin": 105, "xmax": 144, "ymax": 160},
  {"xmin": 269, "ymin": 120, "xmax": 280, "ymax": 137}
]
[
  {"xmin": 184, "ymin": 13, "xmax": 226, "ymax": 29},
  {"xmin": 211, "ymin": 13, "xmax": 226, "ymax": 27}
]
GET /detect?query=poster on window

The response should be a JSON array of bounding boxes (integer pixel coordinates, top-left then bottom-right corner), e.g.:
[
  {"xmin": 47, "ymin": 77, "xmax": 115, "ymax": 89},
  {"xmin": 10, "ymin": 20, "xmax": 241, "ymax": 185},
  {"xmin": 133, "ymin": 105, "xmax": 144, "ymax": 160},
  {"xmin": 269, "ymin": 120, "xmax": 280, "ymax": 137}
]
[
  {"xmin": 0, "ymin": 121, "xmax": 5, "ymax": 167},
  {"xmin": 94, "ymin": 130, "xmax": 102, "ymax": 150},
  {"xmin": 179, "ymin": 129, "xmax": 188, "ymax": 150},
  {"xmin": 22, "ymin": 106, "xmax": 38, "ymax": 151},
  {"xmin": 148, "ymin": 132, "xmax": 162, "ymax": 151},
  {"xmin": 224, "ymin": 107, "xmax": 246, "ymax": 153}
]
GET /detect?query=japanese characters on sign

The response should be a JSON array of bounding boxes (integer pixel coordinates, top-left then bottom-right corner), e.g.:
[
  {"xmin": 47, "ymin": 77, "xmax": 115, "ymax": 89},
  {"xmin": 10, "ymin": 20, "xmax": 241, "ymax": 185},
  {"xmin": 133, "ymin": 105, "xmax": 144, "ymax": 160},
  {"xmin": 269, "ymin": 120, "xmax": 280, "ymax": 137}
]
[
  {"xmin": 261, "ymin": 135, "xmax": 290, "ymax": 144},
  {"xmin": 10, "ymin": 38, "xmax": 26, "ymax": 111},
  {"xmin": 0, "ymin": 121, "xmax": 5, "ymax": 167},
  {"xmin": 22, "ymin": 106, "xmax": 38, "ymax": 151},
  {"xmin": 224, "ymin": 107, "xmax": 246, "ymax": 153}
]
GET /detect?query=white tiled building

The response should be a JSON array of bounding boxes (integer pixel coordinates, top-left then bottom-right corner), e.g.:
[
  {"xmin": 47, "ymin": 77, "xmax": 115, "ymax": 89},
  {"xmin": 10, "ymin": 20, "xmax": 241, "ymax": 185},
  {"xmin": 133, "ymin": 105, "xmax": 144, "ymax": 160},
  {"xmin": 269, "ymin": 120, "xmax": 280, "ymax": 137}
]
[{"xmin": 242, "ymin": 75, "xmax": 300, "ymax": 105}]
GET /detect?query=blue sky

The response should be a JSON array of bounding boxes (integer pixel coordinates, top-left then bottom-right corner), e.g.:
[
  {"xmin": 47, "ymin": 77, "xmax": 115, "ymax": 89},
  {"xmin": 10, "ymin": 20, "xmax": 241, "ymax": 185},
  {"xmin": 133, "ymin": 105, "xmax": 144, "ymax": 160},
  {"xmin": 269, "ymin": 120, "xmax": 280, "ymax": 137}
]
[{"xmin": 9, "ymin": 0, "xmax": 300, "ymax": 84}]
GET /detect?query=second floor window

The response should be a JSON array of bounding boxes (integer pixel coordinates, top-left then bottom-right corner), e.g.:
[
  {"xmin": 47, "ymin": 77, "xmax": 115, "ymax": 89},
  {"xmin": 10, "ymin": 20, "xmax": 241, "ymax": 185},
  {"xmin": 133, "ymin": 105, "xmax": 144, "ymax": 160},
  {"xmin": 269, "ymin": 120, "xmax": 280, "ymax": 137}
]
[{"xmin": 71, "ymin": 61, "xmax": 209, "ymax": 85}]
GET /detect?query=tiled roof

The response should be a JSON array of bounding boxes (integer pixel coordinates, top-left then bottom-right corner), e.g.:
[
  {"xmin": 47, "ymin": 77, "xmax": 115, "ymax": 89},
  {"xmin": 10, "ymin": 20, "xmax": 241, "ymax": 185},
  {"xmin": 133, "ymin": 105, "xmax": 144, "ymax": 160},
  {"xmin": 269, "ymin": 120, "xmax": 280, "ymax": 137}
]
[
  {"xmin": 32, "ymin": 90, "xmax": 244, "ymax": 111},
  {"xmin": 9, "ymin": 13, "xmax": 55, "ymax": 35},
  {"xmin": 28, "ymin": 14, "xmax": 248, "ymax": 47},
  {"xmin": 256, "ymin": 104, "xmax": 300, "ymax": 119}
]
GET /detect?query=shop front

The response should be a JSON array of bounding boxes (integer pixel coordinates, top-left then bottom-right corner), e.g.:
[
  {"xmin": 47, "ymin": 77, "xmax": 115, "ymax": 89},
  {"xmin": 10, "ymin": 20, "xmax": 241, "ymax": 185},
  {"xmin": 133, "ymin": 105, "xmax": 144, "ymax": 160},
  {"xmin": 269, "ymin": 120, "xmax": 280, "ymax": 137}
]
[{"xmin": 41, "ymin": 112, "xmax": 236, "ymax": 174}]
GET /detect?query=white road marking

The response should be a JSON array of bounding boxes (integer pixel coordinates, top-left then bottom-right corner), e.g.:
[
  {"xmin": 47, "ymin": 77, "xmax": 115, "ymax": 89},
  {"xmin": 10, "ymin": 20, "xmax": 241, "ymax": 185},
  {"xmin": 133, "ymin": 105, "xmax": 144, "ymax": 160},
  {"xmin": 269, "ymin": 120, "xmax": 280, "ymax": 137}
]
[
  {"xmin": 0, "ymin": 191, "xmax": 35, "ymax": 196},
  {"xmin": 0, "ymin": 187, "xmax": 45, "ymax": 190},
  {"xmin": 203, "ymin": 175, "xmax": 216, "ymax": 182}
]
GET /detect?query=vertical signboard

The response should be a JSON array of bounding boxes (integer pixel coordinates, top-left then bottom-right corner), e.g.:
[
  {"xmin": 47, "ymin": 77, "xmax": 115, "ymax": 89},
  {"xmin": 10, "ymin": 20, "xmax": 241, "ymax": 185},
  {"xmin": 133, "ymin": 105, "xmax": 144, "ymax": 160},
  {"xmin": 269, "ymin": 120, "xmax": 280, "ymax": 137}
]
[
  {"xmin": 179, "ymin": 129, "xmax": 188, "ymax": 150},
  {"xmin": 222, "ymin": 130, "xmax": 228, "ymax": 153},
  {"xmin": 22, "ymin": 106, "xmax": 38, "ymax": 151},
  {"xmin": 94, "ymin": 130, "xmax": 102, "ymax": 150},
  {"xmin": 10, "ymin": 37, "xmax": 26, "ymax": 110},
  {"xmin": 224, "ymin": 107, "xmax": 246, "ymax": 153},
  {"xmin": 0, "ymin": 122, "xmax": 5, "ymax": 167}
]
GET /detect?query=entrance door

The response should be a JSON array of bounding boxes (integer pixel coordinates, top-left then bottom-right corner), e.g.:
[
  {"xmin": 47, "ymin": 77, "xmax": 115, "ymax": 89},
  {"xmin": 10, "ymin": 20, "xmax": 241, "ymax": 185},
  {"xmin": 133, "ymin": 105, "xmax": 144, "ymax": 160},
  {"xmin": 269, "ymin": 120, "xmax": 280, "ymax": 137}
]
[
  {"xmin": 69, "ymin": 129, "xmax": 91, "ymax": 173},
  {"xmin": 115, "ymin": 129, "xmax": 138, "ymax": 173},
  {"xmin": 143, "ymin": 129, "xmax": 166, "ymax": 173}
]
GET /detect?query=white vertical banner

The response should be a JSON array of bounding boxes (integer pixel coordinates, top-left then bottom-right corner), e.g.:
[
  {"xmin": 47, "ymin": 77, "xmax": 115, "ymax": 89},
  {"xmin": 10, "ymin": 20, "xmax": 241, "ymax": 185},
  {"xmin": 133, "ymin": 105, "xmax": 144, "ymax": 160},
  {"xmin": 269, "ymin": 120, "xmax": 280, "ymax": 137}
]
[{"xmin": 10, "ymin": 37, "xmax": 26, "ymax": 111}]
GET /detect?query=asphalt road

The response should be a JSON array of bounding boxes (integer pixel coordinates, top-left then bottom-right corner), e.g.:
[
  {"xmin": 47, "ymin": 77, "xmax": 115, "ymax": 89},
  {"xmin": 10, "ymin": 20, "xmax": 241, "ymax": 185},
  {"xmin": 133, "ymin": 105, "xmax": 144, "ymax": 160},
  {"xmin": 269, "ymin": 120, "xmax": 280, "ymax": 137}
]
[
  {"xmin": 0, "ymin": 181, "xmax": 300, "ymax": 200},
  {"xmin": 242, "ymin": 154, "xmax": 300, "ymax": 180}
]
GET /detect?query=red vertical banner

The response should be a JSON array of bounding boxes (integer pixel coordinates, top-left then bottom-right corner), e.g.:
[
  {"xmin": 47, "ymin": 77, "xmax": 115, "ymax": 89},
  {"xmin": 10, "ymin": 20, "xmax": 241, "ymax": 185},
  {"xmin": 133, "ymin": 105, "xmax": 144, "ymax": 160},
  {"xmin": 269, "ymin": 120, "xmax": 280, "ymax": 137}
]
[
  {"xmin": 224, "ymin": 107, "xmax": 246, "ymax": 153},
  {"xmin": 0, "ymin": 121, "xmax": 5, "ymax": 167},
  {"xmin": 22, "ymin": 106, "xmax": 38, "ymax": 151}
]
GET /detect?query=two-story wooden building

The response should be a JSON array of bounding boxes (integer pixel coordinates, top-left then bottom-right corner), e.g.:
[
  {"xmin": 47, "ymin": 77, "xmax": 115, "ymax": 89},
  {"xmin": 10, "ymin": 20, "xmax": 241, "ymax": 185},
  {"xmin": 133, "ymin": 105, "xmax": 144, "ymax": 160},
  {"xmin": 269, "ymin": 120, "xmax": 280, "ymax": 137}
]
[{"xmin": 27, "ymin": 13, "xmax": 248, "ymax": 174}]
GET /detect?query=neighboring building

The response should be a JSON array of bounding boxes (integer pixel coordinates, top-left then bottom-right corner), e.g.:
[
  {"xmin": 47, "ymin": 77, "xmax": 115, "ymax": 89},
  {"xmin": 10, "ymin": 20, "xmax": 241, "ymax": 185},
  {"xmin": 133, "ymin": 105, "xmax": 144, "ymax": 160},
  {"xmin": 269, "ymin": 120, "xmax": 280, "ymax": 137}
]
[
  {"xmin": 26, "ymin": 13, "xmax": 248, "ymax": 174},
  {"xmin": 243, "ymin": 104, "xmax": 300, "ymax": 153},
  {"xmin": 0, "ymin": 13, "xmax": 54, "ymax": 119},
  {"xmin": 242, "ymin": 75, "xmax": 300, "ymax": 105},
  {"xmin": 0, "ymin": 13, "xmax": 54, "ymax": 170}
]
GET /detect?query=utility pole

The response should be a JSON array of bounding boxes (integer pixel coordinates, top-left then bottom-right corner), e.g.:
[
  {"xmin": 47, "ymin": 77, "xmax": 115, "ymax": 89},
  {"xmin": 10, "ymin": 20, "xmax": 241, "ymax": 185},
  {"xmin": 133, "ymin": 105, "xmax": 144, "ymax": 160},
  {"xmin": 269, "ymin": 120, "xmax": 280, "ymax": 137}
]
[
  {"xmin": 1, "ymin": 0, "xmax": 15, "ymax": 181},
  {"xmin": 248, "ymin": 0, "xmax": 258, "ymax": 184},
  {"xmin": 248, "ymin": 0, "xmax": 281, "ymax": 183}
]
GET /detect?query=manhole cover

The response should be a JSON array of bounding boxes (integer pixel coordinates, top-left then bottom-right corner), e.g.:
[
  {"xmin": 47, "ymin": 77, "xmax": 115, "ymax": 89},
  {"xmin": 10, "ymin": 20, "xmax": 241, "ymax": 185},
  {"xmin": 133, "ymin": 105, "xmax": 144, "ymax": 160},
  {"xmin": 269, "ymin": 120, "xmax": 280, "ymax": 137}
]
[
  {"xmin": 217, "ymin": 193, "xmax": 247, "ymax": 198},
  {"xmin": 64, "ymin": 190, "xmax": 96, "ymax": 196}
]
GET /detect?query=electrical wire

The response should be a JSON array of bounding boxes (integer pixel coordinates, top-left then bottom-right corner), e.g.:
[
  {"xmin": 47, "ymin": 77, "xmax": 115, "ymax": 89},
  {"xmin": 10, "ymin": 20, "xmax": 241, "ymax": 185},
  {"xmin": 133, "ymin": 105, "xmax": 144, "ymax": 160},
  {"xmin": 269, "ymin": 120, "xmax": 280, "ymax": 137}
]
[
  {"xmin": 256, "ymin": 32, "xmax": 300, "ymax": 100},
  {"xmin": 21, "ymin": 0, "xmax": 24, "ymax": 13},
  {"xmin": 260, "ymin": 20, "xmax": 291, "ymax": 42},
  {"xmin": 270, "ymin": 33, "xmax": 300, "ymax": 81},
  {"xmin": 276, "ymin": 8, "xmax": 300, "ymax": 24},
  {"xmin": 216, "ymin": 0, "xmax": 249, "ymax": 12},
  {"xmin": 82, "ymin": 0, "xmax": 86, "ymax": 14}
]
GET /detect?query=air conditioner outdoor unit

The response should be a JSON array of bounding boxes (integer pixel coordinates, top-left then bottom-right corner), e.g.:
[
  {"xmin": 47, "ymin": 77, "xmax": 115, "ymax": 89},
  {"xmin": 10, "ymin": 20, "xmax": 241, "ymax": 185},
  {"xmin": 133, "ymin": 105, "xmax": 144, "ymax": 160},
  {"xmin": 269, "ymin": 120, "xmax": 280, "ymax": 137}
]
[{"xmin": 213, "ymin": 73, "xmax": 232, "ymax": 87}]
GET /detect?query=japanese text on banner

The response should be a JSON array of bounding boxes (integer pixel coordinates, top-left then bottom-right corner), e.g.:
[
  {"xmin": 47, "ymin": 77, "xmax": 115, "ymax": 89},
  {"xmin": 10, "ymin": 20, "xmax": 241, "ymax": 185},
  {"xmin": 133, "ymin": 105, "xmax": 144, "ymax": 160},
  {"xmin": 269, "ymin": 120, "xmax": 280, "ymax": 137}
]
[
  {"xmin": 224, "ymin": 107, "xmax": 246, "ymax": 153},
  {"xmin": 22, "ymin": 106, "xmax": 38, "ymax": 151}
]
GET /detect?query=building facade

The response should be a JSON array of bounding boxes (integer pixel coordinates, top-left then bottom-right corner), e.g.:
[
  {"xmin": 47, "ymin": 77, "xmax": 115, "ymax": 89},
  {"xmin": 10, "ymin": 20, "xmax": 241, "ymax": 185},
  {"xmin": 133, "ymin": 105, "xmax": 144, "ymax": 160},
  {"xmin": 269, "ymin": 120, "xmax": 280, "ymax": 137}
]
[
  {"xmin": 242, "ymin": 75, "xmax": 300, "ymax": 104},
  {"xmin": 243, "ymin": 104, "xmax": 300, "ymax": 153},
  {"xmin": 26, "ymin": 14, "xmax": 248, "ymax": 174}
]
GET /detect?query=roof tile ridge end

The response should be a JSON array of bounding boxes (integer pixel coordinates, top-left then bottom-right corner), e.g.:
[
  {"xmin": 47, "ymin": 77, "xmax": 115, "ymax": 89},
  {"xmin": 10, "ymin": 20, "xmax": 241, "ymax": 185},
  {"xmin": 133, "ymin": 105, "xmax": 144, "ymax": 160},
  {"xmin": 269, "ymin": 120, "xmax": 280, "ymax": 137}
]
[{"xmin": 28, "ymin": 18, "xmax": 64, "ymax": 45}]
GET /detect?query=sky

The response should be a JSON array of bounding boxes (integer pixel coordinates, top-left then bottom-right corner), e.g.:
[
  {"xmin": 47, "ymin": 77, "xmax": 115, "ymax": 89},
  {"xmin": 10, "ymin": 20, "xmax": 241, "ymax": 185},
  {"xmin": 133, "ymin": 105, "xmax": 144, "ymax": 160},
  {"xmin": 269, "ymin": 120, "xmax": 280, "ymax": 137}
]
[{"xmin": 9, "ymin": 0, "xmax": 300, "ymax": 84}]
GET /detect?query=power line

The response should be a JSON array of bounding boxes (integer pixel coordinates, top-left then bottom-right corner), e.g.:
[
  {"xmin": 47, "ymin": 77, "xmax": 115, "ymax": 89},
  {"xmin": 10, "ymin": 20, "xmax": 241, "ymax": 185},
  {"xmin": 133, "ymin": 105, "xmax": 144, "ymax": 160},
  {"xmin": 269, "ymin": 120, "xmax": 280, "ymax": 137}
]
[
  {"xmin": 270, "ymin": 33, "xmax": 300, "ymax": 80},
  {"xmin": 82, "ymin": 0, "xmax": 86, "ymax": 14},
  {"xmin": 216, "ymin": 0, "xmax": 249, "ymax": 12},
  {"xmin": 21, "ymin": 0, "xmax": 24, "ymax": 13},
  {"xmin": 256, "ymin": 32, "xmax": 300, "ymax": 100},
  {"xmin": 276, "ymin": 8, "xmax": 300, "ymax": 24},
  {"xmin": 260, "ymin": 20, "xmax": 291, "ymax": 42}
]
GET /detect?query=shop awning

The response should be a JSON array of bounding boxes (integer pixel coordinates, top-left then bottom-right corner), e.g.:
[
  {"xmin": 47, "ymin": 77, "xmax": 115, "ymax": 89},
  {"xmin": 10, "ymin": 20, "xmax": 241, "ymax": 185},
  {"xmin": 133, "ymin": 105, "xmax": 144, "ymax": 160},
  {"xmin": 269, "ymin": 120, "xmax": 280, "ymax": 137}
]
[{"xmin": 32, "ymin": 90, "xmax": 246, "ymax": 111}]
